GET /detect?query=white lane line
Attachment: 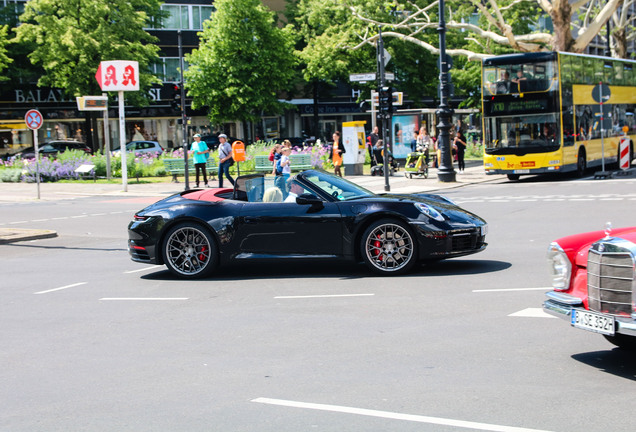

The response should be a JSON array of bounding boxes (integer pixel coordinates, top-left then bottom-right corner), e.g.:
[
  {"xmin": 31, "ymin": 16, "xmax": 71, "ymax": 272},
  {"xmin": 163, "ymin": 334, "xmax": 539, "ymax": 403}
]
[
  {"xmin": 252, "ymin": 398, "xmax": 553, "ymax": 432},
  {"xmin": 99, "ymin": 298, "xmax": 189, "ymax": 301},
  {"xmin": 71, "ymin": 215, "xmax": 88, "ymax": 218},
  {"xmin": 35, "ymin": 282, "xmax": 87, "ymax": 295},
  {"xmin": 274, "ymin": 293, "xmax": 375, "ymax": 299},
  {"xmin": 473, "ymin": 287, "xmax": 551, "ymax": 293},
  {"xmin": 124, "ymin": 265, "xmax": 164, "ymax": 274},
  {"xmin": 509, "ymin": 308, "xmax": 555, "ymax": 318},
  {"xmin": 9, "ymin": 220, "xmax": 28, "ymax": 224}
]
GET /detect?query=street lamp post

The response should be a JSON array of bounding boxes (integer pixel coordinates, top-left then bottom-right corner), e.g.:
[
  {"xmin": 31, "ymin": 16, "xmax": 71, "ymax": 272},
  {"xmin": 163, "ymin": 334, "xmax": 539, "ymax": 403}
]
[
  {"xmin": 436, "ymin": 0, "xmax": 456, "ymax": 182},
  {"xmin": 178, "ymin": 30, "xmax": 190, "ymax": 190}
]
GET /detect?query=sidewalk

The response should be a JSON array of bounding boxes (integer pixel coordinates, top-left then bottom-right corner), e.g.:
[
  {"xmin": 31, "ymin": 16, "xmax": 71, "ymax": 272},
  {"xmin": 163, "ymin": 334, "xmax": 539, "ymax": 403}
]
[{"xmin": 0, "ymin": 161, "xmax": 498, "ymax": 243}]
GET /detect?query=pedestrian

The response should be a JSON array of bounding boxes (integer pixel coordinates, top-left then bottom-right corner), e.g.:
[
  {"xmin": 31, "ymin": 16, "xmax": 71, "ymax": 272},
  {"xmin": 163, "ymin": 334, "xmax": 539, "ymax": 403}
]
[
  {"xmin": 276, "ymin": 147, "xmax": 293, "ymax": 197},
  {"xmin": 454, "ymin": 130, "xmax": 467, "ymax": 172},
  {"xmin": 368, "ymin": 126, "xmax": 379, "ymax": 163},
  {"xmin": 271, "ymin": 144, "xmax": 282, "ymax": 176},
  {"xmin": 217, "ymin": 134, "xmax": 235, "ymax": 188},
  {"xmin": 417, "ymin": 127, "xmax": 432, "ymax": 165},
  {"xmin": 410, "ymin": 130, "xmax": 418, "ymax": 153},
  {"xmin": 329, "ymin": 131, "xmax": 346, "ymax": 177},
  {"xmin": 190, "ymin": 133, "xmax": 210, "ymax": 188}
]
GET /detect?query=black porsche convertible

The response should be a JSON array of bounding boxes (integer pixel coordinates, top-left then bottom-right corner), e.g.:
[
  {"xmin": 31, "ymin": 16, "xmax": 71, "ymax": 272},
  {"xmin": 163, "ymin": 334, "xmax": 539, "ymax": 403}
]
[{"xmin": 128, "ymin": 170, "xmax": 488, "ymax": 278}]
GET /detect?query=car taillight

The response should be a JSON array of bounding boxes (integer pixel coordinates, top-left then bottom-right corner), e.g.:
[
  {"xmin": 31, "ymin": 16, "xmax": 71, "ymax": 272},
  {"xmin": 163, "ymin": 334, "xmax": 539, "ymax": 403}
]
[{"xmin": 133, "ymin": 215, "xmax": 150, "ymax": 222}]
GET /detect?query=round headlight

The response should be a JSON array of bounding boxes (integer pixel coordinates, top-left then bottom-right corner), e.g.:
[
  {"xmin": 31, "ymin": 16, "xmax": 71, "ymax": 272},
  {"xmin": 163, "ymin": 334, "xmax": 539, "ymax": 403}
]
[
  {"xmin": 546, "ymin": 242, "xmax": 572, "ymax": 290},
  {"xmin": 414, "ymin": 203, "xmax": 445, "ymax": 221}
]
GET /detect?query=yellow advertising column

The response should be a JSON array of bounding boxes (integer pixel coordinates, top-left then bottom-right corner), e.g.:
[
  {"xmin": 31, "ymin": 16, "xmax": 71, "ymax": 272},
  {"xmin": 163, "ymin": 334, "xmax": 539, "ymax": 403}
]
[{"xmin": 342, "ymin": 121, "xmax": 367, "ymax": 175}]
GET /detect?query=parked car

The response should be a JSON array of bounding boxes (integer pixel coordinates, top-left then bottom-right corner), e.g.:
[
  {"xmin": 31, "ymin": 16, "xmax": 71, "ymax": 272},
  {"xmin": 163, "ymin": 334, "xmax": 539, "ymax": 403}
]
[
  {"xmin": 201, "ymin": 134, "xmax": 240, "ymax": 150},
  {"xmin": 9, "ymin": 140, "xmax": 91, "ymax": 160},
  {"xmin": 128, "ymin": 169, "xmax": 488, "ymax": 278},
  {"xmin": 544, "ymin": 224, "xmax": 636, "ymax": 350},
  {"xmin": 113, "ymin": 140, "xmax": 164, "ymax": 156}
]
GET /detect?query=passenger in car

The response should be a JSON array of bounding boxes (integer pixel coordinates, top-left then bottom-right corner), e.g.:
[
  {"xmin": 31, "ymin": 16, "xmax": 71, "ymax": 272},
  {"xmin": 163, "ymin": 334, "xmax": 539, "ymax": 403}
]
[{"xmin": 263, "ymin": 187, "xmax": 283, "ymax": 203}]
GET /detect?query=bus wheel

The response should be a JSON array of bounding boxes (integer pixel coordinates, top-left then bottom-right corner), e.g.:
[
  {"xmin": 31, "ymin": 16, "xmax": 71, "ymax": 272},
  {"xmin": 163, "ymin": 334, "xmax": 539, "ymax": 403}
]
[
  {"xmin": 507, "ymin": 174, "xmax": 520, "ymax": 181},
  {"xmin": 576, "ymin": 150, "xmax": 586, "ymax": 177}
]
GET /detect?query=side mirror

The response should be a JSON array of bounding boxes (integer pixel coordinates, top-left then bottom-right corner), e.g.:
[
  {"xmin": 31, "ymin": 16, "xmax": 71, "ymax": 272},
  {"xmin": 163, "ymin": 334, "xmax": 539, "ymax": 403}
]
[{"xmin": 296, "ymin": 193, "xmax": 323, "ymax": 207}]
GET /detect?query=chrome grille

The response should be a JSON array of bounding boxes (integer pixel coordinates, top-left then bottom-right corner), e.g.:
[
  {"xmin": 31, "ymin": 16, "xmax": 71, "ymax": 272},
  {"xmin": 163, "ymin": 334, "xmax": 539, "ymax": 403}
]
[{"xmin": 587, "ymin": 240, "xmax": 636, "ymax": 316}]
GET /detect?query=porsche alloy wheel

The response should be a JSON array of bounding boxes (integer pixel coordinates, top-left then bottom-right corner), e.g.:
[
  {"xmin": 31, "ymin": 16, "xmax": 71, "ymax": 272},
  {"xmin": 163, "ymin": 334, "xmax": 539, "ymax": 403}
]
[
  {"xmin": 163, "ymin": 223, "xmax": 217, "ymax": 278},
  {"xmin": 361, "ymin": 219, "xmax": 417, "ymax": 275}
]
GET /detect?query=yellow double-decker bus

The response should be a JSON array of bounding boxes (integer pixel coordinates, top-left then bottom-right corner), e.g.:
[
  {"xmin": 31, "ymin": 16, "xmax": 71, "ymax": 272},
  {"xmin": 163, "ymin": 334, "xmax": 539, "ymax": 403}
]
[{"xmin": 482, "ymin": 52, "xmax": 636, "ymax": 180}]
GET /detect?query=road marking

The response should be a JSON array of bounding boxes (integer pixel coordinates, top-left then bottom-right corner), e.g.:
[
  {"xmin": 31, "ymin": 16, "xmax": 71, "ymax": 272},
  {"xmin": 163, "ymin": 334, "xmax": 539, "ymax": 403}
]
[
  {"xmin": 509, "ymin": 308, "xmax": 555, "ymax": 318},
  {"xmin": 251, "ymin": 398, "xmax": 554, "ymax": 432},
  {"xmin": 473, "ymin": 287, "xmax": 551, "ymax": 293},
  {"xmin": 274, "ymin": 293, "xmax": 375, "ymax": 299},
  {"xmin": 99, "ymin": 298, "xmax": 189, "ymax": 301},
  {"xmin": 35, "ymin": 282, "xmax": 87, "ymax": 295},
  {"xmin": 9, "ymin": 220, "xmax": 27, "ymax": 224},
  {"xmin": 124, "ymin": 265, "xmax": 164, "ymax": 274}
]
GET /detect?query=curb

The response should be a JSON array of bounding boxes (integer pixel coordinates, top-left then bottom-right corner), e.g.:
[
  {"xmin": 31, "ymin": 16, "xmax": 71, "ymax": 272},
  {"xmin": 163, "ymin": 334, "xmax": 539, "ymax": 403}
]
[{"xmin": 0, "ymin": 228, "xmax": 58, "ymax": 244}]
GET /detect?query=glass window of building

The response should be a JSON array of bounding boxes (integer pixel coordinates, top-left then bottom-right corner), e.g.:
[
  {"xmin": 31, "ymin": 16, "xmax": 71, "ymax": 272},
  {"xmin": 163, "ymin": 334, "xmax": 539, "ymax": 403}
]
[{"xmin": 159, "ymin": 4, "xmax": 215, "ymax": 30}]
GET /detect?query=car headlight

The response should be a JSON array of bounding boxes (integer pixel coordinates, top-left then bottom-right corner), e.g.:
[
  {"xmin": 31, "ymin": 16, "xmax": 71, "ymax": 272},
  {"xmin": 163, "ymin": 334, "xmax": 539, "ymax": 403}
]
[
  {"xmin": 547, "ymin": 242, "xmax": 572, "ymax": 290},
  {"xmin": 414, "ymin": 203, "xmax": 444, "ymax": 221}
]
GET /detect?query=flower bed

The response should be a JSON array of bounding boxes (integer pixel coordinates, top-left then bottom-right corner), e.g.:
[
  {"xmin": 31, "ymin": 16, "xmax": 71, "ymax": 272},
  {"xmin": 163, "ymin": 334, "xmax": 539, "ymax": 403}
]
[{"xmin": 0, "ymin": 141, "xmax": 331, "ymax": 183}]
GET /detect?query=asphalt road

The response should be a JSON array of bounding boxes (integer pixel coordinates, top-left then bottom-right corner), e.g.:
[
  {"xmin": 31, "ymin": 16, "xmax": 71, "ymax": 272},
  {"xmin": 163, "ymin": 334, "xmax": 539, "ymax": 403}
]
[{"xmin": 2, "ymin": 173, "xmax": 636, "ymax": 431}]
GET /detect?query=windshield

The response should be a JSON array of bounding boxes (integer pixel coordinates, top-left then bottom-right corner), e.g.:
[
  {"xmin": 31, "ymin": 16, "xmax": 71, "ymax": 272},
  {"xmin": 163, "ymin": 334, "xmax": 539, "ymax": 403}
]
[
  {"xmin": 485, "ymin": 113, "xmax": 560, "ymax": 155},
  {"xmin": 302, "ymin": 171, "xmax": 374, "ymax": 201},
  {"xmin": 483, "ymin": 59, "xmax": 558, "ymax": 95}
]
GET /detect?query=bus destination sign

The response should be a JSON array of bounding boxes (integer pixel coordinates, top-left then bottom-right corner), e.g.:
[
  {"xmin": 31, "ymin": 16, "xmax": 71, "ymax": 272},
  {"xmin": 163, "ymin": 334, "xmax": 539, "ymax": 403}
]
[{"xmin": 488, "ymin": 99, "xmax": 548, "ymax": 115}]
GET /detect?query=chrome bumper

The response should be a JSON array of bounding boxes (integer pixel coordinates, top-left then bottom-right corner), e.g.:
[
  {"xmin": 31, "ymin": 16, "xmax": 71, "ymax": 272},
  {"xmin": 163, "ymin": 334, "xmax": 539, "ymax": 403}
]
[{"xmin": 544, "ymin": 291, "xmax": 636, "ymax": 337}]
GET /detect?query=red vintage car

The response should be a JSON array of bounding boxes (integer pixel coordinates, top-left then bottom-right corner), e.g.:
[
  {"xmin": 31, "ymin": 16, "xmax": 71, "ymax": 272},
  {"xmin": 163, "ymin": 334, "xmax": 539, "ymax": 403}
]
[{"xmin": 544, "ymin": 224, "xmax": 636, "ymax": 350}]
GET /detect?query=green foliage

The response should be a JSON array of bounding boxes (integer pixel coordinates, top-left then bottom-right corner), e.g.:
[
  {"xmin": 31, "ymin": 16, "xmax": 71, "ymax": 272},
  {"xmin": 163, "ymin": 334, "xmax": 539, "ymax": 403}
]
[
  {"xmin": 0, "ymin": 25, "xmax": 11, "ymax": 80},
  {"xmin": 185, "ymin": 0, "xmax": 297, "ymax": 125},
  {"xmin": 13, "ymin": 0, "xmax": 163, "ymax": 104},
  {"xmin": 0, "ymin": 168, "xmax": 21, "ymax": 182}
]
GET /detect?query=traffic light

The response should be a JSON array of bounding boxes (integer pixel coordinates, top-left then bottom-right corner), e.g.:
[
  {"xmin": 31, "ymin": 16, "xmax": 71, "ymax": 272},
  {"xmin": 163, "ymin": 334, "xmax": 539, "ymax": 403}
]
[
  {"xmin": 171, "ymin": 84, "xmax": 182, "ymax": 111},
  {"xmin": 378, "ymin": 86, "xmax": 393, "ymax": 113}
]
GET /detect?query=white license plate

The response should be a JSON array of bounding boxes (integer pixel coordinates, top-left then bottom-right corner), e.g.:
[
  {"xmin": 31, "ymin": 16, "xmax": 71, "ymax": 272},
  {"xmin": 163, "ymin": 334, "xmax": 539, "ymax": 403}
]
[
  {"xmin": 513, "ymin": 169, "xmax": 530, "ymax": 174},
  {"xmin": 571, "ymin": 309, "xmax": 615, "ymax": 336}
]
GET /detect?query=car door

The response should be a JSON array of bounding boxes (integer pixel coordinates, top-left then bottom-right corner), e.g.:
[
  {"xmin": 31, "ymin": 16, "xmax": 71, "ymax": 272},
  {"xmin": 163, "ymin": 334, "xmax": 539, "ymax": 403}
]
[{"xmin": 236, "ymin": 200, "xmax": 343, "ymax": 256}]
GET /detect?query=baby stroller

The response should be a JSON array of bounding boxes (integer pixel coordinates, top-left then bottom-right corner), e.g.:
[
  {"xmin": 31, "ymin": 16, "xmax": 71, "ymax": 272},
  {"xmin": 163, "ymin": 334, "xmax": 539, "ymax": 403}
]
[
  {"xmin": 404, "ymin": 144, "xmax": 429, "ymax": 179},
  {"xmin": 371, "ymin": 147, "xmax": 399, "ymax": 176}
]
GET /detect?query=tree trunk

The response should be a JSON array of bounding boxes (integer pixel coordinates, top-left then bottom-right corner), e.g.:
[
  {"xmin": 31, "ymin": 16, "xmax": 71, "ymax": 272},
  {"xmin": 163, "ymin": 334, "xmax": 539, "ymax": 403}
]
[
  {"xmin": 612, "ymin": 27, "xmax": 627, "ymax": 58},
  {"xmin": 550, "ymin": 1, "xmax": 575, "ymax": 52}
]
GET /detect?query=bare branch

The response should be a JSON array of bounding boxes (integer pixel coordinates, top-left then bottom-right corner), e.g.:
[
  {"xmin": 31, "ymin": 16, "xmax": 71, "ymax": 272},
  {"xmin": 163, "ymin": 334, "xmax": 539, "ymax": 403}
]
[{"xmin": 573, "ymin": 0, "xmax": 623, "ymax": 52}]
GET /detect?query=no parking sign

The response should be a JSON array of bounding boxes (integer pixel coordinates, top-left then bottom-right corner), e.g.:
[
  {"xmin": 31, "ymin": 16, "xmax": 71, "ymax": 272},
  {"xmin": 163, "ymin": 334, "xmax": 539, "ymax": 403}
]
[
  {"xmin": 25, "ymin": 109, "xmax": 43, "ymax": 198},
  {"xmin": 25, "ymin": 109, "xmax": 43, "ymax": 130}
]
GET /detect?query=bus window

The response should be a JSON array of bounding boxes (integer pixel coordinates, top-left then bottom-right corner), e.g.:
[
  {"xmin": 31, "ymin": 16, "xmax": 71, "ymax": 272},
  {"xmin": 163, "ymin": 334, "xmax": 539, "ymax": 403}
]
[
  {"xmin": 624, "ymin": 65, "xmax": 633, "ymax": 83},
  {"xmin": 604, "ymin": 62, "xmax": 614, "ymax": 84},
  {"xmin": 485, "ymin": 114, "xmax": 560, "ymax": 154}
]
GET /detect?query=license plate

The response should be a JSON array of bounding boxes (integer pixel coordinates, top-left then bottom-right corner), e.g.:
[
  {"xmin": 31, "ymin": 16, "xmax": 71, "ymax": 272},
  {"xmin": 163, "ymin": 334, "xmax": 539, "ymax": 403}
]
[
  {"xmin": 571, "ymin": 309, "xmax": 615, "ymax": 336},
  {"xmin": 513, "ymin": 169, "xmax": 530, "ymax": 174}
]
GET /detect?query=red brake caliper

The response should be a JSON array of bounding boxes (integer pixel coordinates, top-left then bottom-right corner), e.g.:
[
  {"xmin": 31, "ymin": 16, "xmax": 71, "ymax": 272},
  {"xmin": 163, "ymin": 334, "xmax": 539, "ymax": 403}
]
[
  {"xmin": 373, "ymin": 235, "xmax": 383, "ymax": 260},
  {"xmin": 198, "ymin": 246, "xmax": 208, "ymax": 262}
]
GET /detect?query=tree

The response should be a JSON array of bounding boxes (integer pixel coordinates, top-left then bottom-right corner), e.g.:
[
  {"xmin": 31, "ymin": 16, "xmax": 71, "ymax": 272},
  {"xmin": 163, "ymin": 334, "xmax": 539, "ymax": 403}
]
[
  {"xmin": 578, "ymin": 0, "xmax": 636, "ymax": 58},
  {"xmin": 185, "ymin": 0, "xmax": 297, "ymax": 125},
  {"xmin": 0, "ymin": 25, "xmax": 11, "ymax": 81},
  {"xmin": 346, "ymin": 0, "xmax": 625, "ymax": 59},
  {"xmin": 13, "ymin": 0, "xmax": 163, "ymax": 104}
]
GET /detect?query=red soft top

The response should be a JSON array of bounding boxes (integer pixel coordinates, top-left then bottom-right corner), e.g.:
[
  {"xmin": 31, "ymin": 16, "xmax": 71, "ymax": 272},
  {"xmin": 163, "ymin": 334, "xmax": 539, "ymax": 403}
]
[{"xmin": 183, "ymin": 188, "xmax": 233, "ymax": 202}]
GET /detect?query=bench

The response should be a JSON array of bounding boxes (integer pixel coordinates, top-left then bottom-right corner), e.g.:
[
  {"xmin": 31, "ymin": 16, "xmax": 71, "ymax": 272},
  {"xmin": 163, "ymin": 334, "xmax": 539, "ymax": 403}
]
[
  {"xmin": 254, "ymin": 155, "xmax": 273, "ymax": 173},
  {"xmin": 163, "ymin": 158, "xmax": 218, "ymax": 183},
  {"xmin": 75, "ymin": 164, "xmax": 96, "ymax": 181},
  {"xmin": 290, "ymin": 153, "xmax": 312, "ymax": 171}
]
